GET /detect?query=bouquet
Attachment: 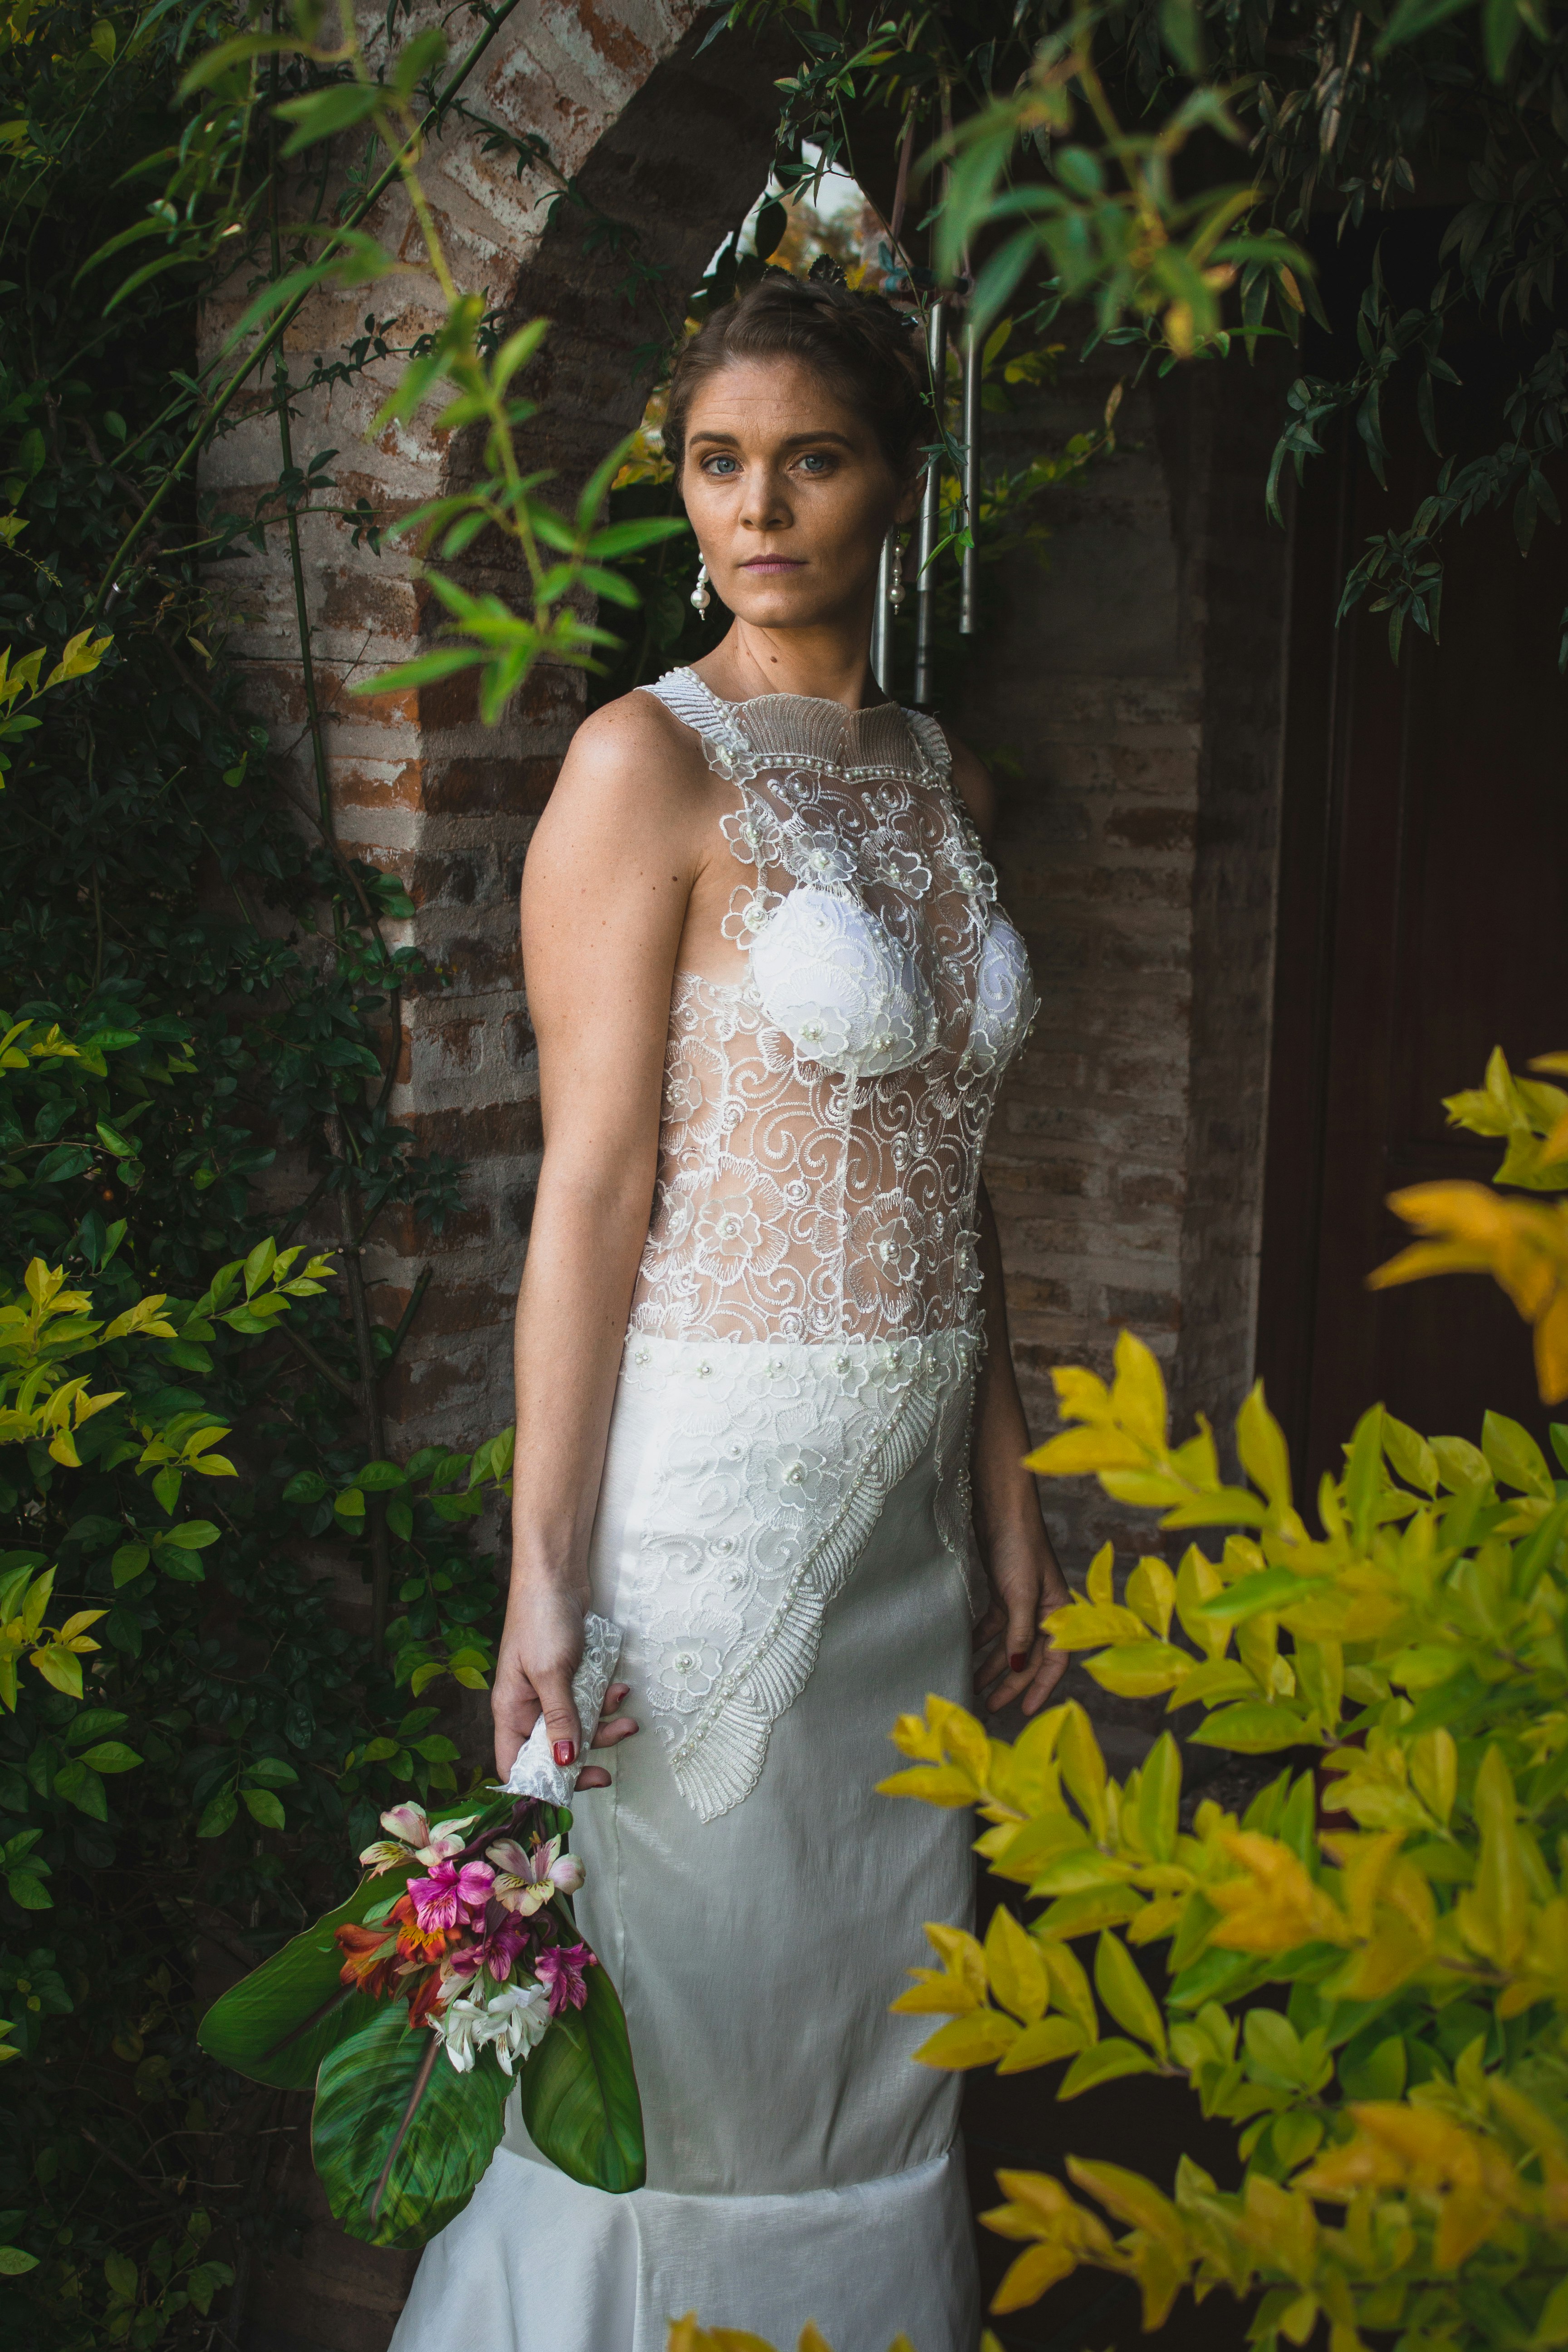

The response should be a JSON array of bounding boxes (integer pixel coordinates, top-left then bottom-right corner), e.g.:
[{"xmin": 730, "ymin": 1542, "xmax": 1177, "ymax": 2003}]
[{"xmin": 198, "ymin": 1626, "xmax": 642, "ymax": 2249}]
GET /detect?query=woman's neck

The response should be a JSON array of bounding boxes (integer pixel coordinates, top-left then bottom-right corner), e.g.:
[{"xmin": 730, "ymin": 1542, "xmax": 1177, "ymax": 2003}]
[{"xmin": 690, "ymin": 618, "xmax": 887, "ymax": 711}]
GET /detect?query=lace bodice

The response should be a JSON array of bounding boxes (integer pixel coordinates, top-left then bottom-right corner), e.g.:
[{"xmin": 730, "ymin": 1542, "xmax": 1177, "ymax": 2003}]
[{"xmin": 627, "ymin": 670, "xmax": 1037, "ymax": 1345}]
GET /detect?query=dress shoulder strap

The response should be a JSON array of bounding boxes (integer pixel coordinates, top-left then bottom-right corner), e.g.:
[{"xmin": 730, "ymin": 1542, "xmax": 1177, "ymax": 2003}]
[
  {"xmin": 637, "ymin": 667, "xmax": 753, "ymax": 780},
  {"xmin": 902, "ymin": 709, "xmax": 951, "ymax": 782}
]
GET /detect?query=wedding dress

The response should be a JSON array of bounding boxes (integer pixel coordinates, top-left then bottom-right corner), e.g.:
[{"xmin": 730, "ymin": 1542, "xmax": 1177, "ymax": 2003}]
[{"xmin": 390, "ymin": 673, "xmax": 1036, "ymax": 2352}]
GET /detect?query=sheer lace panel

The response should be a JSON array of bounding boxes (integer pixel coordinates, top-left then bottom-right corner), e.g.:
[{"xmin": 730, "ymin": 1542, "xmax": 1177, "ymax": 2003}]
[{"xmin": 628, "ymin": 669, "xmax": 1038, "ymax": 1345}]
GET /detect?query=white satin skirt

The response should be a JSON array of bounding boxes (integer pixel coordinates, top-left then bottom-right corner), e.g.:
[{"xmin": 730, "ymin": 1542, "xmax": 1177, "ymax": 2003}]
[{"xmin": 391, "ymin": 1331, "xmax": 984, "ymax": 2352}]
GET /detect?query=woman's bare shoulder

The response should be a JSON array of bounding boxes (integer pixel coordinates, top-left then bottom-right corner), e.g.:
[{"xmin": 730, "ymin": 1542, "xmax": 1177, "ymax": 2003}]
[
  {"xmin": 530, "ymin": 688, "xmax": 712, "ymax": 860},
  {"xmin": 933, "ymin": 720, "xmax": 997, "ymax": 847}
]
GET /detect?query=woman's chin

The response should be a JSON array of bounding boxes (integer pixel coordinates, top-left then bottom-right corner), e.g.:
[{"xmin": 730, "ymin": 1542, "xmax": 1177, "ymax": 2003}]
[{"xmin": 723, "ymin": 584, "xmax": 861, "ymax": 633}]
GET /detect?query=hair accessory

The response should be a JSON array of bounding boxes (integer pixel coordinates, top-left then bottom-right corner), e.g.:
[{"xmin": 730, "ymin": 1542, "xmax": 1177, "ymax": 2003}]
[{"xmin": 690, "ymin": 558, "xmax": 711, "ymax": 617}]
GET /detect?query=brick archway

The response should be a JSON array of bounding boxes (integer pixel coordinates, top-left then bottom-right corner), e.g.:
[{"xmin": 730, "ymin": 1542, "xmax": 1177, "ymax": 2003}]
[{"xmin": 202, "ymin": 7, "xmax": 791, "ymax": 1482}]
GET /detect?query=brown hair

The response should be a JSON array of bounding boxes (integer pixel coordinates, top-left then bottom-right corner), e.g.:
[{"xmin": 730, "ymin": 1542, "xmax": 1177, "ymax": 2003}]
[{"xmin": 663, "ymin": 270, "xmax": 930, "ymax": 481}]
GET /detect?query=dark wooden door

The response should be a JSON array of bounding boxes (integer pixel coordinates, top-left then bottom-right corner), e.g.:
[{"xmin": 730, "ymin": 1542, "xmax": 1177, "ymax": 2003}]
[{"xmin": 1256, "ymin": 230, "xmax": 1568, "ymax": 1486}]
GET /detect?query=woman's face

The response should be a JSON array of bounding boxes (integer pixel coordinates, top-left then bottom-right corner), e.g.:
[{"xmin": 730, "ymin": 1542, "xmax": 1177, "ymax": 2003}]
[{"xmin": 679, "ymin": 356, "xmax": 920, "ymax": 633}]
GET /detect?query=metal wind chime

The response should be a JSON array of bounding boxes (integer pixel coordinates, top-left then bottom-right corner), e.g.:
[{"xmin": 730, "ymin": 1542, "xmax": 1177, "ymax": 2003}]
[{"xmin": 872, "ymin": 123, "xmax": 982, "ymax": 706}]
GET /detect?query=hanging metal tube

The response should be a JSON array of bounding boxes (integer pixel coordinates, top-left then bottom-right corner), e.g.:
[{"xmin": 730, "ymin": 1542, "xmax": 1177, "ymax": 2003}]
[
  {"xmin": 913, "ymin": 295, "xmax": 949, "ymax": 710},
  {"xmin": 871, "ymin": 525, "xmax": 896, "ymax": 694},
  {"xmin": 960, "ymin": 315, "xmax": 982, "ymax": 636}
]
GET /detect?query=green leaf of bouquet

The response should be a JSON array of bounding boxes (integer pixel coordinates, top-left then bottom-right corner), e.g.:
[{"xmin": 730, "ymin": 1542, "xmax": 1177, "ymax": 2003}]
[
  {"xmin": 196, "ymin": 1861, "xmax": 416, "ymax": 2090},
  {"xmin": 312, "ymin": 2003, "xmax": 511, "ymax": 2250},
  {"xmin": 516, "ymin": 1957, "xmax": 646, "ymax": 2193}
]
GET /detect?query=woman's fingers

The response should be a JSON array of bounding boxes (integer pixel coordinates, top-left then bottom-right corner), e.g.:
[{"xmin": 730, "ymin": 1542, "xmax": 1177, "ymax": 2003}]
[
  {"xmin": 590, "ymin": 1710, "xmax": 638, "ymax": 1749},
  {"xmin": 491, "ymin": 1669, "xmax": 543, "ymax": 1779},
  {"xmin": 977, "ymin": 1622, "xmax": 1066, "ymax": 1715}
]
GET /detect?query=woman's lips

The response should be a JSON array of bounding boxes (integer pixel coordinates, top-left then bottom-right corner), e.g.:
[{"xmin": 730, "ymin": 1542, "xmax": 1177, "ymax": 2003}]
[{"xmin": 741, "ymin": 558, "xmax": 805, "ymax": 572}]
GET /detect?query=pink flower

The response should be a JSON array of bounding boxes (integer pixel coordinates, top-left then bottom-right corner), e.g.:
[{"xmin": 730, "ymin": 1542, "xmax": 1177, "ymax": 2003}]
[
  {"xmin": 550, "ymin": 1854, "xmax": 586, "ymax": 1896},
  {"xmin": 448, "ymin": 1911, "xmax": 533, "ymax": 1985},
  {"xmin": 408, "ymin": 1858, "xmax": 494, "ymax": 1933},
  {"xmin": 535, "ymin": 1941, "xmax": 596, "ymax": 2018}
]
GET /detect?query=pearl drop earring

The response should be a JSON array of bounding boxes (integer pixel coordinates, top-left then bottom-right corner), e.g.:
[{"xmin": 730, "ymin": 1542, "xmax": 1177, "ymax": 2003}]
[
  {"xmin": 887, "ymin": 533, "xmax": 906, "ymax": 610},
  {"xmin": 690, "ymin": 559, "xmax": 711, "ymax": 616}
]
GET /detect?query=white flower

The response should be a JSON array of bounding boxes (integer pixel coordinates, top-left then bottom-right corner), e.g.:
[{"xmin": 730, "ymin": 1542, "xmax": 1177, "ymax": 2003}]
[
  {"xmin": 436, "ymin": 1980, "xmax": 551, "ymax": 2077},
  {"xmin": 358, "ymin": 1805, "xmax": 478, "ymax": 1875}
]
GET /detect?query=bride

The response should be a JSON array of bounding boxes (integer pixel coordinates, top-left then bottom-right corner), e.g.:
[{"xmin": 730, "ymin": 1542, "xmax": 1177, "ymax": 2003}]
[{"xmin": 390, "ymin": 271, "xmax": 1069, "ymax": 2352}]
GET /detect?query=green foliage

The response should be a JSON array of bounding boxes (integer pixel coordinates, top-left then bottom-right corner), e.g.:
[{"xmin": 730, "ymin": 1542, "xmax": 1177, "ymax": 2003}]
[
  {"xmin": 862, "ymin": 1048, "xmax": 1568, "ymax": 2347},
  {"xmin": 719, "ymin": 0, "xmax": 1568, "ymax": 660}
]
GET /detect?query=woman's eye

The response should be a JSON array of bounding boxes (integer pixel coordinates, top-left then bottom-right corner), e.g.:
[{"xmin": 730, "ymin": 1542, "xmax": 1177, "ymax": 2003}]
[
  {"xmin": 703, "ymin": 455, "xmax": 740, "ymax": 476},
  {"xmin": 796, "ymin": 453, "xmax": 833, "ymax": 475}
]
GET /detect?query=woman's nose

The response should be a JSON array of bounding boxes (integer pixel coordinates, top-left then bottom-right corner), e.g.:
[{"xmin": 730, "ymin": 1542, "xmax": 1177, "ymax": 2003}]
[{"xmin": 740, "ymin": 470, "xmax": 790, "ymax": 531}]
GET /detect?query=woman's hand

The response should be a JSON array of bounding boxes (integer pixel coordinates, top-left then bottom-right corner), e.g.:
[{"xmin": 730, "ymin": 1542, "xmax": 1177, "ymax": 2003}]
[
  {"xmin": 973, "ymin": 1520, "xmax": 1070, "ymax": 1717},
  {"xmin": 492, "ymin": 1580, "xmax": 638, "ymax": 1789}
]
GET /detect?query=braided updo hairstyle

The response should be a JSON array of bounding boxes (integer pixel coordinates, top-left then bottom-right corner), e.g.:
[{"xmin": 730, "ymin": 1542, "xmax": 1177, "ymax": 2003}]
[{"xmin": 662, "ymin": 270, "xmax": 930, "ymax": 482}]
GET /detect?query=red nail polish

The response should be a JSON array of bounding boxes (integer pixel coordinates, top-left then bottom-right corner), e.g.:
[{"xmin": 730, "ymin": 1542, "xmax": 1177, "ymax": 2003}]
[
  {"xmin": 1010, "ymin": 1652, "xmax": 1027, "ymax": 1672},
  {"xmin": 553, "ymin": 1740, "xmax": 575, "ymax": 1768}
]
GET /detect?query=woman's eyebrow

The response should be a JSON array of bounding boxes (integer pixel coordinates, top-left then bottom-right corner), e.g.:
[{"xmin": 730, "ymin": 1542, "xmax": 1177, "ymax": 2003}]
[{"xmin": 686, "ymin": 428, "xmax": 859, "ymax": 451}]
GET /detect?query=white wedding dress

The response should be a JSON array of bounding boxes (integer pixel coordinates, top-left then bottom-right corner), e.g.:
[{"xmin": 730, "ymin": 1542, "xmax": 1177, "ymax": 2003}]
[{"xmin": 390, "ymin": 674, "xmax": 1037, "ymax": 2352}]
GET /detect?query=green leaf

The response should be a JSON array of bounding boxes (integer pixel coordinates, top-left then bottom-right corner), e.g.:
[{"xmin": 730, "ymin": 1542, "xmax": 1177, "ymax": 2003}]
[
  {"xmin": 197, "ymin": 1791, "xmax": 237, "ymax": 1839},
  {"xmin": 312, "ymin": 2003, "xmax": 512, "ymax": 2250},
  {"xmin": 1093, "ymin": 1931, "xmax": 1167, "ymax": 2057},
  {"xmin": 53, "ymin": 1760, "xmax": 107, "ymax": 1820},
  {"xmin": 273, "ymin": 82, "xmax": 384, "ymax": 157},
  {"xmin": 197, "ymin": 1859, "xmax": 421, "ymax": 2090},
  {"xmin": 243, "ymin": 1788, "xmax": 286, "ymax": 1830},
  {"xmin": 0, "ymin": 2246, "xmax": 39, "ymax": 2274},
  {"xmin": 78, "ymin": 1742, "xmax": 141, "ymax": 1774},
  {"xmin": 516, "ymin": 1957, "xmax": 646, "ymax": 2194},
  {"xmin": 1189, "ymin": 1703, "xmax": 1310, "ymax": 1753},
  {"xmin": 354, "ymin": 1461, "xmax": 407, "ymax": 1492},
  {"xmin": 1058, "ymin": 2037, "xmax": 1160, "ymax": 2098}
]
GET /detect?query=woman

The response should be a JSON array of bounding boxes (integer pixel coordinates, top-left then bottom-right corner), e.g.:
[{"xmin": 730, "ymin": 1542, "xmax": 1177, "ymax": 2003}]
[{"xmin": 391, "ymin": 273, "xmax": 1069, "ymax": 2352}]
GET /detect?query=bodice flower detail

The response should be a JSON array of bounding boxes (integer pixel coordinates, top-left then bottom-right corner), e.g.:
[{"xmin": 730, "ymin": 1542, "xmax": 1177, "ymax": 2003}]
[{"xmin": 628, "ymin": 669, "xmax": 1038, "ymax": 1347}]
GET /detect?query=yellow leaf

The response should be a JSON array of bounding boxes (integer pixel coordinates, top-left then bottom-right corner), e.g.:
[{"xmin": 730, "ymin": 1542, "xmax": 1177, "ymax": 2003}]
[
  {"xmin": 989, "ymin": 2241, "xmax": 1079, "ymax": 2313},
  {"xmin": 1057, "ymin": 1702, "xmax": 1107, "ymax": 1840},
  {"xmin": 1111, "ymin": 1330, "xmax": 1169, "ymax": 1449},
  {"xmin": 1236, "ymin": 1381, "xmax": 1292, "ymax": 1510},
  {"xmin": 889, "ymin": 1709, "xmax": 943, "ymax": 1762},
  {"xmin": 1175, "ymin": 1545, "xmax": 1230, "ymax": 1661},
  {"xmin": 1125, "ymin": 1555, "xmax": 1176, "ymax": 1639},
  {"xmin": 1041, "ymin": 1941, "xmax": 1099, "ymax": 2043},
  {"xmin": 1208, "ymin": 1833, "xmax": 1351, "ymax": 1953},
  {"xmin": 985, "ymin": 1903, "xmax": 1049, "ymax": 2021},
  {"xmin": 875, "ymin": 1765, "xmax": 978, "ymax": 1807},
  {"xmin": 913, "ymin": 2010, "xmax": 1020, "ymax": 2068},
  {"xmin": 929, "ymin": 1695, "xmax": 989, "ymax": 1780},
  {"xmin": 1087, "ymin": 1542, "xmax": 1114, "ymax": 1606},
  {"xmin": 891, "ymin": 1967, "xmax": 977, "ymax": 2016},
  {"xmin": 1457, "ymin": 1744, "xmax": 1530, "ymax": 1970},
  {"xmin": 922, "ymin": 1923, "xmax": 986, "ymax": 2000},
  {"xmin": 995, "ymin": 2015, "xmax": 1086, "ymax": 2073},
  {"xmin": 1026, "ymin": 1428, "xmax": 1146, "ymax": 1477},
  {"xmin": 30, "ymin": 1643, "xmax": 84, "ymax": 1699}
]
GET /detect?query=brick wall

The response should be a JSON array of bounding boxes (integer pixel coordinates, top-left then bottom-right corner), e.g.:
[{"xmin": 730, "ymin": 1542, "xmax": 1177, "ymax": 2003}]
[
  {"xmin": 201, "ymin": 5, "xmax": 792, "ymax": 1482},
  {"xmin": 959, "ymin": 339, "xmax": 1291, "ymax": 1764}
]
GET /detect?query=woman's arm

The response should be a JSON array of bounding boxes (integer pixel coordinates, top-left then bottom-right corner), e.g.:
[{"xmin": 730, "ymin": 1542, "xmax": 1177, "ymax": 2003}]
[
  {"xmin": 970, "ymin": 1177, "xmax": 1071, "ymax": 1715},
  {"xmin": 493, "ymin": 696, "xmax": 706, "ymax": 1780}
]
